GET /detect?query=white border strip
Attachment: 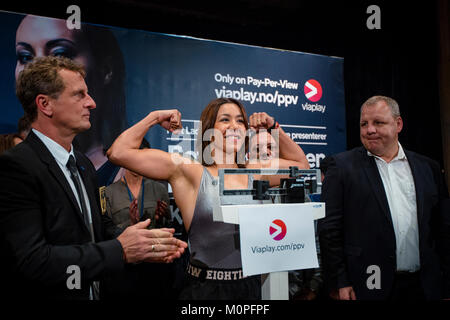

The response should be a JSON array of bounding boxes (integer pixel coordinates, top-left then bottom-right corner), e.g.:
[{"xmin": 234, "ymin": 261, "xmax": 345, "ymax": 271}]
[
  {"xmin": 280, "ymin": 124, "xmax": 327, "ymax": 130},
  {"xmin": 296, "ymin": 142, "xmax": 328, "ymax": 145},
  {"xmin": 166, "ymin": 137, "xmax": 196, "ymax": 141},
  {"xmin": 182, "ymin": 119, "xmax": 326, "ymax": 130},
  {"xmin": 181, "ymin": 119, "xmax": 200, "ymax": 123}
]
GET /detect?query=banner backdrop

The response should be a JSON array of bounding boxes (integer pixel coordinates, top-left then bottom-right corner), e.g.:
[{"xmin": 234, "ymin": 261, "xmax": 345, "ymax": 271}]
[{"xmin": 0, "ymin": 11, "xmax": 346, "ymax": 185}]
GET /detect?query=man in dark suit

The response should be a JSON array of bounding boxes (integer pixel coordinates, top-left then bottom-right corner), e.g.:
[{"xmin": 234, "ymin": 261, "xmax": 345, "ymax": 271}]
[
  {"xmin": 0, "ymin": 56, "xmax": 186, "ymax": 300},
  {"xmin": 318, "ymin": 95, "xmax": 450, "ymax": 300}
]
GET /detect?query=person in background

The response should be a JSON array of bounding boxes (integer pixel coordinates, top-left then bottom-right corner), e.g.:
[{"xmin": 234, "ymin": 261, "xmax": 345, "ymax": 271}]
[
  {"xmin": 248, "ymin": 129, "xmax": 278, "ymax": 162},
  {"xmin": 17, "ymin": 115, "xmax": 31, "ymax": 140},
  {"xmin": 0, "ymin": 133, "xmax": 23, "ymax": 155},
  {"xmin": 318, "ymin": 95, "xmax": 450, "ymax": 300},
  {"xmin": 319, "ymin": 156, "xmax": 333, "ymax": 183},
  {"xmin": 103, "ymin": 138, "xmax": 177, "ymax": 299},
  {"xmin": 288, "ymin": 151, "xmax": 326, "ymax": 301},
  {"xmin": 105, "ymin": 138, "xmax": 171, "ymax": 230},
  {"xmin": 316, "ymin": 154, "xmax": 339, "ymax": 300}
]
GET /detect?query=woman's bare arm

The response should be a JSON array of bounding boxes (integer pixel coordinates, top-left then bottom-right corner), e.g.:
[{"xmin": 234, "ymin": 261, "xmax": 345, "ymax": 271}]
[
  {"xmin": 107, "ymin": 109, "xmax": 185, "ymax": 182},
  {"xmin": 248, "ymin": 112, "xmax": 310, "ymax": 187},
  {"xmin": 248, "ymin": 112, "xmax": 310, "ymax": 169}
]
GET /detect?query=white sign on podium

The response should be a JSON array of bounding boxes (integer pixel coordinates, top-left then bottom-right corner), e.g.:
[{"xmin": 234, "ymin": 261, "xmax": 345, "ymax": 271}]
[
  {"xmin": 213, "ymin": 201, "xmax": 325, "ymax": 300},
  {"xmin": 212, "ymin": 168, "xmax": 324, "ymax": 300},
  {"xmin": 238, "ymin": 204, "xmax": 319, "ymax": 277}
]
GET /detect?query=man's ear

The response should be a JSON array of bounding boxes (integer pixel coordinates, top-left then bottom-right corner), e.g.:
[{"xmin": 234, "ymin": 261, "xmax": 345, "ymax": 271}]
[
  {"xmin": 35, "ymin": 94, "xmax": 53, "ymax": 117},
  {"xmin": 396, "ymin": 116, "xmax": 403, "ymax": 134}
]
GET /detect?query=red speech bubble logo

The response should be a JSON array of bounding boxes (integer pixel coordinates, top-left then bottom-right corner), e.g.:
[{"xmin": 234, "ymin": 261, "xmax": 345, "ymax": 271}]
[
  {"xmin": 304, "ymin": 79, "xmax": 323, "ymax": 102},
  {"xmin": 269, "ymin": 219, "xmax": 287, "ymax": 241}
]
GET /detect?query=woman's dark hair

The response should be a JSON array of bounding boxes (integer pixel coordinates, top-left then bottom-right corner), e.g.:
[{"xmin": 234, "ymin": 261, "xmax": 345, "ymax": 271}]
[
  {"xmin": 0, "ymin": 133, "xmax": 22, "ymax": 155},
  {"xmin": 72, "ymin": 23, "xmax": 128, "ymax": 154},
  {"xmin": 17, "ymin": 115, "xmax": 31, "ymax": 139}
]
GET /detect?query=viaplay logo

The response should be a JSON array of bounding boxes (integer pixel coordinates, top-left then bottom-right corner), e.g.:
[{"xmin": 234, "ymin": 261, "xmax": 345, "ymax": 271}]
[
  {"xmin": 302, "ymin": 79, "xmax": 326, "ymax": 113},
  {"xmin": 269, "ymin": 219, "xmax": 287, "ymax": 241},
  {"xmin": 304, "ymin": 79, "xmax": 322, "ymax": 102}
]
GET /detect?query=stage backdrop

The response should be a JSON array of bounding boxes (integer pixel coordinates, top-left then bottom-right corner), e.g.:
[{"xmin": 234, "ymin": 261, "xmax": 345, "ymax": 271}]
[{"xmin": 0, "ymin": 10, "xmax": 346, "ymax": 171}]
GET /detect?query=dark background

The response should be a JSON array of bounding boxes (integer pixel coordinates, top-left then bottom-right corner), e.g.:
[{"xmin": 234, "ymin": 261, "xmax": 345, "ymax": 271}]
[{"xmin": 1, "ymin": 0, "xmax": 444, "ymax": 165}]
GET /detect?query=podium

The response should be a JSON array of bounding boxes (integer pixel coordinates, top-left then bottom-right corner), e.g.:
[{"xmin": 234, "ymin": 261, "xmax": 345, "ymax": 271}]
[{"xmin": 212, "ymin": 168, "xmax": 325, "ymax": 300}]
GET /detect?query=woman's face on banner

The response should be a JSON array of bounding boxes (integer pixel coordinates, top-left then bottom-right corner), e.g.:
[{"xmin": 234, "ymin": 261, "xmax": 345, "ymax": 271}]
[{"xmin": 15, "ymin": 15, "xmax": 93, "ymax": 80}]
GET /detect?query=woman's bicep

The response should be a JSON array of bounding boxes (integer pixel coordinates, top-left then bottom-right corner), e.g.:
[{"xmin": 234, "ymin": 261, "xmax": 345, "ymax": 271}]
[{"xmin": 111, "ymin": 148, "xmax": 181, "ymax": 181}]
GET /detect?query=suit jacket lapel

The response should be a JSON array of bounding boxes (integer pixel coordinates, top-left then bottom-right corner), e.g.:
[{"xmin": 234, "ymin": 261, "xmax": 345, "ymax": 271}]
[
  {"xmin": 25, "ymin": 132, "xmax": 90, "ymax": 233},
  {"xmin": 359, "ymin": 148, "xmax": 395, "ymax": 229}
]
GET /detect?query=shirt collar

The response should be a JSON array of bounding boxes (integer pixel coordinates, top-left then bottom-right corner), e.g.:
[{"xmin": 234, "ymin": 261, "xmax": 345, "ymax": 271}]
[
  {"xmin": 32, "ymin": 128, "xmax": 75, "ymax": 168},
  {"xmin": 367, "ymin": 141, "xmax": 407, "ymax": 162}
]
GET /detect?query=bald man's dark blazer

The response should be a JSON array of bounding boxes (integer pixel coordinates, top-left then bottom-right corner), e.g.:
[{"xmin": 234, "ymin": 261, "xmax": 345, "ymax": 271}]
[
  {"xmin": 317, "ymin": 146, "xmax": 450, "ymax": 300},
  {"xmin": 0, "ymin": 131, "xmax": 125, "ymax": 300}
]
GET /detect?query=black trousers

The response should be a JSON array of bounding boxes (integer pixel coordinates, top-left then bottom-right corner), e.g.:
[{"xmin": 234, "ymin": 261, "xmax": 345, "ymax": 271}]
[
  {"xmin": 179, "ymin": 273, "xmax": 261, "ymax": 300},
  {"xmin": 388, "ymin": 271, "xmax": 425, "ymax": 300}
]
